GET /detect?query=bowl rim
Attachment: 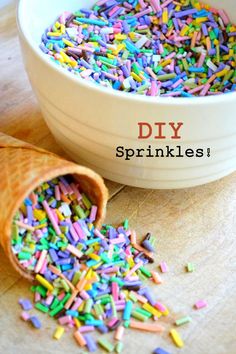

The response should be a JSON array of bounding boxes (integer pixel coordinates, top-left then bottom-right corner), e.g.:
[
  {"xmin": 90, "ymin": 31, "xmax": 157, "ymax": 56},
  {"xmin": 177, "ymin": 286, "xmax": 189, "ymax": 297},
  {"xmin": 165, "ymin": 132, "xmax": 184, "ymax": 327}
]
[{"xmin": 17, "ymin": 0, "xmax": 236, "ymax": 106}]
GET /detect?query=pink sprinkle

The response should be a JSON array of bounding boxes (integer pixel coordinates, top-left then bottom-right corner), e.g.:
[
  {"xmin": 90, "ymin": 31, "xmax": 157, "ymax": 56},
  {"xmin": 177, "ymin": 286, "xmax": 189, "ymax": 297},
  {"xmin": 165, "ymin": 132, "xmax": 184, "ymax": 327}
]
[
  {"xmin": 89, "ymin": 205, "xmax": 98, "ymax": 223},
  {"xmin": 94, "ymin": 228, "xmax": 105, "ymax": 240},
  {"xmin": 108, "ymin": 318, "xmax": 118, "ymax": 327},
  {"xmin": 21, "ymin": 311, "xmax": 30, "ymax": 321},
  {"xmin": 58, "ymin": 315, "xmax": 72, "ymax": 325},
  {"xmin": 159, "ymin": 261, "xmax": 168, "ymax": 273},
  {"xmin": 112, "ymin": 282, "xmax": 119, "ymax": 301},
  {"xmin": 55, "ymin": 185, "xmax": 61, "ymax": 201},
  {"xmin": 218, "ymin": 9, "xmax": 230, "ymax": 25},
  {"xmin": 116, "ymin": 304, "xmax": 126, "ymax": 311},
  {"xmin": 45, "ymin": 295, "xmax": 54, "ymax": 306},
  {"xmin": 110, "ymin": 234, "xmax": 126, "ymax": 244},
  {"xmin": 42, "ymin": 200, "xmax": 61, "ymax": 236},
  {"xmin": 195, "ymin": 300, "xmax": 207, "ymax": 310},
  {"xmin": 34, "ymin": 292, "xmax": 41, "ymax": 303},
  {"xmin": 79, "ymin": 326, "xmax": 95, "ymax": 333},
  {"xmin": 125, "ymin": 260, "xmax": 143, "ymax": 279},
  {"xmin": 80, "ymin": 291, "xmax": 90, "ymax": 300},
  {"xmin": 155, "ymin": 302, "xmax": 166, "ymax": 312},
  {"xmin": 69, "ymin": 224, "xmax": 79, "ymax": 242},
  {"xmin": 39, "ymin": 257, "xmax": 48, "ymax": 275},
  {"xmin": 73, "ymin": 222, "xmax": 86, "ymax": 239},
  {"xmin": 59, "ymin": 181, "xmax": 68, "ymax": 195},
  {"xmin": 58, "ymin": 292, "xmax": 66, "ymax": 301},
  {"xmin": 71, "ymin": 297, "xmax": 83, "ymax": 311},
  {"xmin": 34, "ymin": 250, "xmax": 47, "ymax": 273}
]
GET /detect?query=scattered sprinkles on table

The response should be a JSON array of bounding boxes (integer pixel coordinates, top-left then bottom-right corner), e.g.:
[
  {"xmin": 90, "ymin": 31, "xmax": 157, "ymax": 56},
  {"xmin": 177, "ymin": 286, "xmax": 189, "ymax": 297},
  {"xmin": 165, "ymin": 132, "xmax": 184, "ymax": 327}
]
[
  {"xmin": 12, "ymin": 174, "xmax": 206, "ymax": 352},
  {"xmin": 40, "ymin": 0, "xmax": 236, "ymax": 97}
]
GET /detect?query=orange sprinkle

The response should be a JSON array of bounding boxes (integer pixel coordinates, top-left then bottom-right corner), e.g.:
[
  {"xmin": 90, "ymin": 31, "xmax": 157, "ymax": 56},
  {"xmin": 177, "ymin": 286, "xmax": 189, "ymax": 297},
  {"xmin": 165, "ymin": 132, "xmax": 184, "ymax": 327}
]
[
  {"xmin": 129, "ymin": 320, "xmax": 165, "ymax": 333},
  {"xmin": 74, "ymin": 330, "xmax": 86, "ymax": 346}
]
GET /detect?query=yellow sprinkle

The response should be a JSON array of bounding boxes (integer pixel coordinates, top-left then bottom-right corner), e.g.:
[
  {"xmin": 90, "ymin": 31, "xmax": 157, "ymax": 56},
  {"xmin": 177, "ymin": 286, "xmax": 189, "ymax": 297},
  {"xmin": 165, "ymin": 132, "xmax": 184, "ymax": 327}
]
[
  {"xmin": 60, "ymin": 24, "xmax": 66, "ymax": 34},
  {"xmin": 70, "ymin": 60, "xmax": 78, "ymax": 68},
  {"xmin": 152, "ymin": 17, "xmax": 159, "ymax": 25},
  {"xmin": 74, "ymin": 318, "xmax": 81, "ymax": 328},
  {"xmin": 162, "ymin": 8, "xmax": 168, "ymax": 24},
  {"xmin": 113, "ymin": 44, "xmax": 125, "ymax": 55},
  {"xmin": 33, "ymin": 209, "xmax": 46, "ymax": 221},
  {"xmin": 87, "ymin": 223, "xmax": 93, "ymax": 231},
  {"xmin": 143, "ymin": 303, "xmax": 162, "ymax": 318},
  {"xmin": 85, "ymin": 268, "xmax": 93, "ymax": 280},
  {"xmin": 222, "ymin": 55, "xmax": 230, "ymax": 60},
  {"xmin": 89, "ymin": 253, "xmax": 101, "ymax": 261},
  {"xmin": 115, "ymin": 34, "xmax": 127, "ymax": 40},
  {"xmin": 131, "ymin": 72, "xmax": 143, "ymax": 82},
  {"xmin": 180, "ymin": 25, "xmax": 189, "ymax": 36},
  {"xmin": 170, "ymin": 329, "xmax": 184, "ymax": 348},
  {"xmin": 47, "ymin": 32, "xmax": 61, "ymax": 37},
  {"xmin": 35, "ymin": 274, "xmax": 54, "ymax": 292},
  {"xmin": 55, "ymin": 209, "xmax": 65, "ymax": 221},
  {"xmin": 34, "ymin": 223, "xmax": 47, "ymax": 230},
  {"xmin": 160, "ymin": 58, "xmax": 172, "ymax": 67},
  {"xmin": 216, "ymin": 68, "xmax": 229, "ymax": 78},
  {"xmin": 84, "ymin": 283, "xmax": 92, "ymax": 291},
  {"xmin": 62, "ymin": 38, "xmax": 74, "ymax": 47},
  {"xmin": 93, "ymin": 244, "xmax": 100, "ymax": 251},
  {"xmin": 92, "ymin": 261, "xmax": 103, "ymax": 270},
  {"xmin": 107, "ymin": 53, "xmax": 116, "ymax": 59},
  {"xmin": 53, "ymin": 326, "xmax": 65, "ymax": 340},
  {"xmin": 193, "ymin": 2, "xmax": 201, "ymax": 10},
  {"xmin": 129, "ymin": 32, "xmax": 137, "ymax": 41},
  {"xmin": 213, "ymin": 39, "xmax": 219, "ymax": 45},
  {"xmin": 195, "ymin": 17, "xmax": 208, "ymax": 24},
  {"xmin": 127, "ymin": 256, "xmax": 135, "ymax": 268},
  {"xmin": 55, "ymin": 22, "xmax": 61, "ymax": 29},
  {"xmin": 60, "ymin": 51, "xmax": 71, "ymax": 63},
  {"xmin": 78, "ymin": 301, "xmax": 84, "ymax": 312},
  {"xmin": 88, "ymin": 41, "xmax": 99, "ymax": 47}
]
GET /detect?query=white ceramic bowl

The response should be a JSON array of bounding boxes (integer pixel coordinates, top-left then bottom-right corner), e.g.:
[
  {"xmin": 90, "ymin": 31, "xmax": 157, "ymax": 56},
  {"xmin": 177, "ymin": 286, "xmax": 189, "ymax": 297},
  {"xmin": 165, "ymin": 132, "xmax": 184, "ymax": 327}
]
[{"xmin": 17, "ymin": 0, "xmax": 236, "ymax": 189}]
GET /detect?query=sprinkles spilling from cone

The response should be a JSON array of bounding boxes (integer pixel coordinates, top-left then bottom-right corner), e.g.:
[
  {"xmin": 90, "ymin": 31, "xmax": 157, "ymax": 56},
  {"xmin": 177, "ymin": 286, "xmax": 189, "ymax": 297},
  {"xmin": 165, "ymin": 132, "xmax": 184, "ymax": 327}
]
[{"xmin": 11, "ymin": 175, "xmax": 207, "ymax": 352}]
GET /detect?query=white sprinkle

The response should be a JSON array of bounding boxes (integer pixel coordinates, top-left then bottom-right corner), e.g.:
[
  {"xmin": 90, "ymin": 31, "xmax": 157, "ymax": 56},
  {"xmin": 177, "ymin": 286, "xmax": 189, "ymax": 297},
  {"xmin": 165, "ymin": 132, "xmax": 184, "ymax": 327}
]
[
  {"xmin": 135, "ymin": 36, "xmax": 149, "ymax": 49},
  {"xmin": 206, "ymin": 59, "xmax": 218, "ymax": 72}
]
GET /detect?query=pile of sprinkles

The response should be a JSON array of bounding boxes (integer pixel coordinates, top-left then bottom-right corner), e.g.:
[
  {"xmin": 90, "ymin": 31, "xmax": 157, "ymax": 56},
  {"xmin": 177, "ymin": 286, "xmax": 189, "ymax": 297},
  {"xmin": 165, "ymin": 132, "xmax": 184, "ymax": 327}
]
[
  {"xmin": 40, "ymin": 0, "xmax": 236, "ymax": 97},
  {"xmin": 12, "ymin": 175, "xmax": 206, "ymax": 353}
]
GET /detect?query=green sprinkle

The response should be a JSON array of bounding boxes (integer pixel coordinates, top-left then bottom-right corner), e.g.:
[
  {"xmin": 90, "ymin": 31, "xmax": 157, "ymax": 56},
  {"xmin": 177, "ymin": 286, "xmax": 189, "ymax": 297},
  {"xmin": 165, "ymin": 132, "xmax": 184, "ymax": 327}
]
[
  {"xmin": 18, "ymin": 252, "xmax": 31, "ymax": 260},
  {"xmin": 35, "ymin": 285, "xmax": 47, "ymax": 298},
  {"xmin": 131, "ymin": 310, "xmax": 148, "ymax": 322},
  {"xmin": 115, "ymin": 342, "xmax": 124, "ymax": 353},
  {"xmin": 186, "ymin": 263, "xmax": 195, "ymax": 272},
  {"xmin": 35, "ymin": 303, "xmax": 49, "ymax": 313},
  {"xmin": 139, "ymin": 266, "xmax": 152, "ymax": 278},
  {"xmin": 156, "ymin": 73, "xmax": 177, "ymax": 81},
  {"xmin": 175, "ymin": 316, "xmax": 192, "ymax": 326},
  {"xmin": 49, "ymin": 303, "xmax": 64, "ymax": 317},
  {"xmin": 98, "ymin": 339, "xmax": 114, "ymax": 352}
]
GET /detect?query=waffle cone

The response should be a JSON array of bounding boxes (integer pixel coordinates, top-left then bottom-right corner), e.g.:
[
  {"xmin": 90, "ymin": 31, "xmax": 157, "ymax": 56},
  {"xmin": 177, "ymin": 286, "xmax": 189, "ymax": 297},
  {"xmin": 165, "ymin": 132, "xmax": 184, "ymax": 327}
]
[{"xmin": 0, "ymin": 133, "xmax": 108, "ymax": 281}]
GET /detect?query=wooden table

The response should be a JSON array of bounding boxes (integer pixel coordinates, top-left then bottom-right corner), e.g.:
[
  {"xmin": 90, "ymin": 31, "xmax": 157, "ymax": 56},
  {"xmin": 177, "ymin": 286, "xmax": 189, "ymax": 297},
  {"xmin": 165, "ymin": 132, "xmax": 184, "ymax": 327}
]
[{"xmin": 0, "ymin": 2, "xmax": 236, "ymax": 354}]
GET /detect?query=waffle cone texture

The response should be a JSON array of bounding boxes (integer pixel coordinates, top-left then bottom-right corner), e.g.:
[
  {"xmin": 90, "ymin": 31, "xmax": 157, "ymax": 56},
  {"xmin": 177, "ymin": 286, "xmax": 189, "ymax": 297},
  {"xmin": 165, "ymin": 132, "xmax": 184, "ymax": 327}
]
[{"xmin": 0, "ymin": 133, "xmax": 108, "ymax": 281}]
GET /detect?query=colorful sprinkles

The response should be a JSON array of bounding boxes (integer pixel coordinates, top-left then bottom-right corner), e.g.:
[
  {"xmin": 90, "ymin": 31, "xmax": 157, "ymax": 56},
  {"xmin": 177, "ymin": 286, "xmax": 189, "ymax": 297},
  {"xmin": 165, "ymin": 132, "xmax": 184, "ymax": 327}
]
[
  {"xmin": 40, "ymin": 0, "xmax": 236, "ymax": 97},
  {"xmin": 12, "ymin": 174, "xmax": 208, "ymax": 351}
]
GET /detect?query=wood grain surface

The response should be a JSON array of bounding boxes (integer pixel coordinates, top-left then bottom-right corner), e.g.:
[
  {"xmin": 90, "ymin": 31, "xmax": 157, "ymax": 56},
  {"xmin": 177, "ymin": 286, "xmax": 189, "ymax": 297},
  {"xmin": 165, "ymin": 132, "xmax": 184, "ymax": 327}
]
[{"xmin": 0, "ymin": 2, "xmax": 236, "ymax": 354}]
